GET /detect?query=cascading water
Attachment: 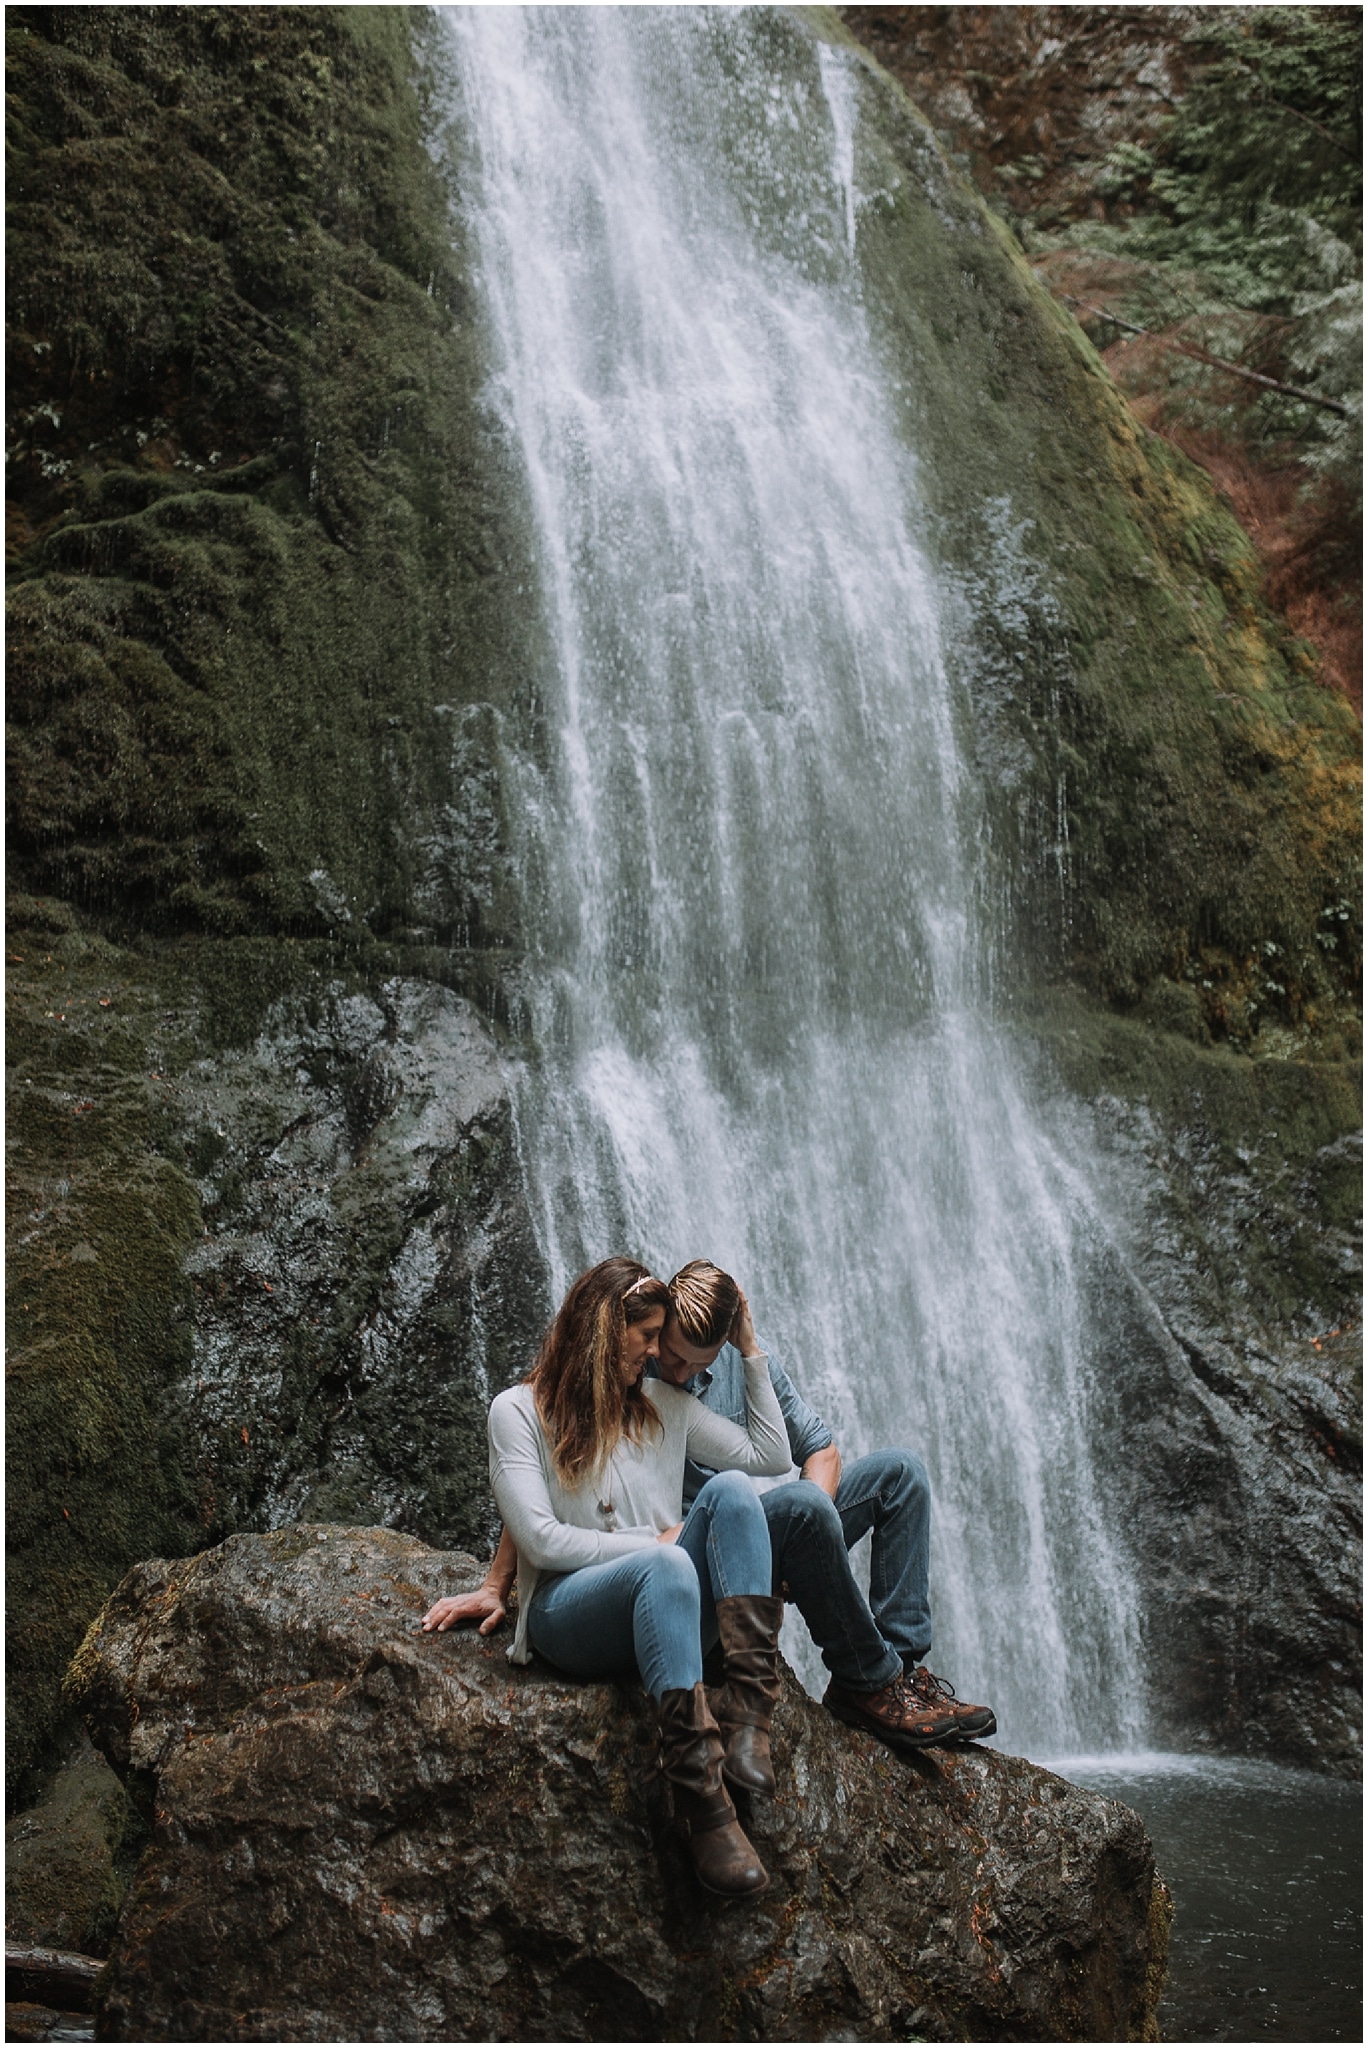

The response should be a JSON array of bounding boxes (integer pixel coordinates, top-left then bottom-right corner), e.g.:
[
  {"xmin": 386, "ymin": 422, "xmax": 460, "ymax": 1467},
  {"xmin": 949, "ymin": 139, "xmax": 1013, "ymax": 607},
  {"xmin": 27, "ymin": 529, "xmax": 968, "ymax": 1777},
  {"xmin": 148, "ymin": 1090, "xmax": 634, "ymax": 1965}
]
[{"xmin": 446, "ymin": 5, "xmax": 1145, "ymax": 1755}]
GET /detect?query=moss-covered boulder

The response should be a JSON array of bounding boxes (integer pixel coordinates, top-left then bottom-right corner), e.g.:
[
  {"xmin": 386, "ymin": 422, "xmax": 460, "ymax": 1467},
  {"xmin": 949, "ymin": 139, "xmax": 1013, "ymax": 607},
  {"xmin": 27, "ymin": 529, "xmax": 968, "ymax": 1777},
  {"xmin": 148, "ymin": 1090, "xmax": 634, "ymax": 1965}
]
[{"xmin": 5, "ymin": 1733, "xmax": 131, "ymax": 1957}]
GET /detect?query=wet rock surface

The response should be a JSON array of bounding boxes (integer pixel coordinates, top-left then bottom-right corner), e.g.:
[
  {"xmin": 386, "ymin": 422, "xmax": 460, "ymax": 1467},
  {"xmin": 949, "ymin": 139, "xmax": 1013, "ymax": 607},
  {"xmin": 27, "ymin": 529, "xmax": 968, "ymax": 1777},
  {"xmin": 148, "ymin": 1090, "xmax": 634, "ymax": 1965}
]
[
  {"xmin": 70, "ymin": 1525, "xmax": 1169, "ymax": 2044},
  {"xmin": 4, "ymin": 2001, "xmax": 94, "ymax": 2044},
  {"xmin": 1024, "ymin": 1006, "xmax": 1362, "ymax": 1773},
  {"xmin": 167, "ymin": 971, "xmax": 541, "ymax": 1546},
  {"xmin": 6, "ymin": 912, "xmax": 545, "ymax": 1802},
  {"xmin": 5, "ymin": 1735, "xmax": 131, "ymax": 1957}
]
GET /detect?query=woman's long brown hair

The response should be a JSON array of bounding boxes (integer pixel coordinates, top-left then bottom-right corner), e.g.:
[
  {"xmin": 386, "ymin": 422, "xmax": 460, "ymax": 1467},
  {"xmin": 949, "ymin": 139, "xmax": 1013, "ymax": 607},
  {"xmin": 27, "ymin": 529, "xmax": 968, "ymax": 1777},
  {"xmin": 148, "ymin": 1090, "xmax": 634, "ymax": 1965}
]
[{"xmin": 528, "ymin": 1258, "xmax": 670, "ymax": 1488}]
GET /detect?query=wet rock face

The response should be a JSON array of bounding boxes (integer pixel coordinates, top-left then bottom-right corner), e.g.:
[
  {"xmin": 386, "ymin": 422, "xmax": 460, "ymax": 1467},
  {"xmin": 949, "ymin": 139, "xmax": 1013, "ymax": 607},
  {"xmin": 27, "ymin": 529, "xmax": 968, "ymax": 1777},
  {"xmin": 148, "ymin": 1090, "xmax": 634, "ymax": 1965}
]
[
  {"xmin": 1025, "ymin": 1009, "xmax": 1362, "ymax": 1773},
  {"xmin": 170, "ymin": 974, "xmax": 545, "ymax": 1549},
  {"xmin": 72, "ymin": 1526, "xmax": 1169, "ymax": 2044},
  {"xmin": 5, "ymin": 911, "xmax": 547, "ymax": 1800}
]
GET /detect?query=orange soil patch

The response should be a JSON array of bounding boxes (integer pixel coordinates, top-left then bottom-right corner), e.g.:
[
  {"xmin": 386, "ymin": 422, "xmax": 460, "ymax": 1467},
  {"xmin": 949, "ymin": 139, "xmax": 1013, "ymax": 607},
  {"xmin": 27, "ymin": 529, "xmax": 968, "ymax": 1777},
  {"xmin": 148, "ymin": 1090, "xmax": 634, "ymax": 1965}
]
[{"xmin": 1123, "ymin": 391, "xmax": 1362, "ymax": 718}]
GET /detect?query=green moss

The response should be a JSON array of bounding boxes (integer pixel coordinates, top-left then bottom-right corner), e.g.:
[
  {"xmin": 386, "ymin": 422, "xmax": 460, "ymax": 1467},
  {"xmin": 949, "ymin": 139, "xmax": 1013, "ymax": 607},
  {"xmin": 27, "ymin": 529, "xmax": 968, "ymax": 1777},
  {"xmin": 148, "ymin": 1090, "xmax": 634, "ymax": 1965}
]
[
  {"xmin": 5, "ymin": 924, "xmax": 205, "ymax": 1803},
  {"xmin": 6, "ymin": 4, "xmax": 538, "ymax": 944},
  {"xmin": 1140, "ymin": 1878, "xmax": 1174, "ymax": 2042},
  {"xmin": 5, "ymin": 1745, "xmax": 133, "ymax": 1954},
  {"xmin": 824, "ymin": 27, "xmax": 1361, "ymax": 1042}
]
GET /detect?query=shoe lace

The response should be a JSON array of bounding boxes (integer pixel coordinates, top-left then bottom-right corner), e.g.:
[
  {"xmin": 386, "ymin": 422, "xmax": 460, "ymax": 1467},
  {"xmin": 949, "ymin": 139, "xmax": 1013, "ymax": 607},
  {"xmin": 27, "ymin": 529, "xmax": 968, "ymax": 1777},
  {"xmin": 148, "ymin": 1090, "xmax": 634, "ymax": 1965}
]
[
  {"xmin": 908, "ymin": 1665, "xmax": 958, "ymax": 1705},
  {"xmin": 887, "ymin": 1673, "xmax": 935, "ymax": 1717}
]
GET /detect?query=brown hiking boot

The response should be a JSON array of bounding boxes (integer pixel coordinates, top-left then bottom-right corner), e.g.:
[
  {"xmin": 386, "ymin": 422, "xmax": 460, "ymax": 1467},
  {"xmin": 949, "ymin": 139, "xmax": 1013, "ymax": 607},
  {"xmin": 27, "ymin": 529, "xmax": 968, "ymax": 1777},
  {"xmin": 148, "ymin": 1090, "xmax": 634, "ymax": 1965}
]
[
  {"xmin": 655, "ymin": 1682, "xmax": 770, "ymax": 1897},
  {"xmin": 713, "ymin": 1594, "xmax": 784, "ymax": 1797},
  {"xmin": 823, "ymin": 1670, "xmax": 961, "ymax": 1752},
  {"xmin": 905, "ymin": 1664, "xmax": 997, "ymax": 1741}
]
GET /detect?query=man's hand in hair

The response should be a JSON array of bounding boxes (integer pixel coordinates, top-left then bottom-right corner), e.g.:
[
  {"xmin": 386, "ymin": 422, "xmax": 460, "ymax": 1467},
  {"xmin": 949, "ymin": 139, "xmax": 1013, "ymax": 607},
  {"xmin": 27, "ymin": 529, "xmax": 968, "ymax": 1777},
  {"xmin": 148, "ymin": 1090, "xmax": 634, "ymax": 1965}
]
[{"xmin": 731, "ymin": 1287, "xmax": 760, "ymax": 1358}]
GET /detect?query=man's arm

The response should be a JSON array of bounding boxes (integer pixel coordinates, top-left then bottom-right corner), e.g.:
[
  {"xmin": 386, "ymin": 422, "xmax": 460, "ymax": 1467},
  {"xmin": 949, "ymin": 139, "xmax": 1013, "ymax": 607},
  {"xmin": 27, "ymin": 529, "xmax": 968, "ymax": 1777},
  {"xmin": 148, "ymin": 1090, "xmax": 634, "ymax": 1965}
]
[
  {"xmin": 421, "ymin": 1525, "xmax": 517, "ymax": 1634},
  {"xmin": 762, "ymin": 1353, "xmax": 836, "ymax": 1477},
  {"xmin": 801, "ymin": 1443, "xmax": 842, "ymax": 1499}
]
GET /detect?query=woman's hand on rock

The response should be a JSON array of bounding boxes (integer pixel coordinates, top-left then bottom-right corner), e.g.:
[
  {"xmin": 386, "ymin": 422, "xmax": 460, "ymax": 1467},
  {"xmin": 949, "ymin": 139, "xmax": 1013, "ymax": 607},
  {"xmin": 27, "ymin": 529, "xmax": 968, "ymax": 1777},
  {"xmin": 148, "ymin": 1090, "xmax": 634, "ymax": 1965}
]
[{"xmin": 420, "ymin": 1587, "xmax": 507, "ymax": 1635}]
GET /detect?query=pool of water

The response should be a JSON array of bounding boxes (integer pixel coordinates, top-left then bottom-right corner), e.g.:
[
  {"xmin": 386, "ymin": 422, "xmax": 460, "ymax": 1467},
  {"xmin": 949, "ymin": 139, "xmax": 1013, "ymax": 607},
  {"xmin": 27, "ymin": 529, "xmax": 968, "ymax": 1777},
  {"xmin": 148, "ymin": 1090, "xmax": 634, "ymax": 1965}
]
[{"xmin": 1046, "ymin": 1753, "xmax": 1362, "ymax": 2042}]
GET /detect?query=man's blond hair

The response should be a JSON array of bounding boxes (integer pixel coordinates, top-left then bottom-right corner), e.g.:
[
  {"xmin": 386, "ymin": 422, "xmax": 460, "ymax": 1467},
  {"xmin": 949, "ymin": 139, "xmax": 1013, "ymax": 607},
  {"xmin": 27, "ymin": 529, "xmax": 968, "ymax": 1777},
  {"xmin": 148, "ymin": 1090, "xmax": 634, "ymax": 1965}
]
[{"xmin": 668, "ymin": 1259, "xmax": 740, "ymax": 1348}]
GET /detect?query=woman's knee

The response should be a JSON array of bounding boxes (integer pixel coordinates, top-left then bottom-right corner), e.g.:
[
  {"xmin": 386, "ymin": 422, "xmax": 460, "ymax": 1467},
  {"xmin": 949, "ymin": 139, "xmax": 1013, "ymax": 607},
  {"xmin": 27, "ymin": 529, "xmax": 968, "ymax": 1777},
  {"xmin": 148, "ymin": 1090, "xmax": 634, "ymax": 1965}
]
[
  {"xmin": 699, "ymin": 1469, "xmax": 767, "ymax": 1533},
  {"xmin": 639, "ymin": 1541, "xmax": 699, "ymax": 1608},
  {"xmin": 697, "ymin": 1469, "xmax": 755, "ymax": 1510}
]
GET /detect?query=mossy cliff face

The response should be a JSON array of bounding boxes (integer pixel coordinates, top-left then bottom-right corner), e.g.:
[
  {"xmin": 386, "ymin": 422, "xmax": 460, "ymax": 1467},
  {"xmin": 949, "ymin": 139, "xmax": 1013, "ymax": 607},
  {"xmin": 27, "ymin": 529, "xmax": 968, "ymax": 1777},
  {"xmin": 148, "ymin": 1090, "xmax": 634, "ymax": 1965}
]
[
  {"xmin": 4, "ymin": 3, "xmax": 1360, "ymax": 1813},
  {"xmin": 5, "ymin": 5, "xmax": 548, "ymax": 1805},
  {"xmin": 7, "ymin": 2, "xmax": 538, "ymax": 941},
  {"xmin": 816, "ymin": 11, "xmax": 1360, "ymax": 1040}
]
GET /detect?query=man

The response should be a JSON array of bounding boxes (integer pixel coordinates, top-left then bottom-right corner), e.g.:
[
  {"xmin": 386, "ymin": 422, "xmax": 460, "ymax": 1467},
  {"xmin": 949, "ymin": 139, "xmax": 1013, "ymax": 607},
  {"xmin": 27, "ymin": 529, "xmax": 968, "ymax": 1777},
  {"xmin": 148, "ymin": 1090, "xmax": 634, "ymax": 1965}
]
[
  {"xmin": 658, "ymin": 1260, "xmax": 995, "ymax": 1754},
  {"xmin": 424, "ymin": 1259, "xmax": 995, "ymax": 1757}
]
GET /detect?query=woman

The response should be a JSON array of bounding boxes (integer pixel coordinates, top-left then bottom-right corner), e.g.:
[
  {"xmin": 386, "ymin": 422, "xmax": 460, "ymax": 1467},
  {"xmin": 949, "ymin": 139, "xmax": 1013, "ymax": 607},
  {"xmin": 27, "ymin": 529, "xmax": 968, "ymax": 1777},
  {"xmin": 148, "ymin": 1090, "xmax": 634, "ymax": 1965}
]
[{"xmin": 430, "ymin": 1256, "xmax": 790, "ymax": 1897}]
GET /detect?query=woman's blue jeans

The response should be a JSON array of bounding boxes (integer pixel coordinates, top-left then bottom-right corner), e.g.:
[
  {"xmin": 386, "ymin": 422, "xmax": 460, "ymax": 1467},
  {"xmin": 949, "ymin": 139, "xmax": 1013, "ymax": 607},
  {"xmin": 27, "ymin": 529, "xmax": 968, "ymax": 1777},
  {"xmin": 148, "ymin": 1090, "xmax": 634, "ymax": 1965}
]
[{"xmin": 525, "ymin": 1470, "xmax": 770, "ymax": 1698}]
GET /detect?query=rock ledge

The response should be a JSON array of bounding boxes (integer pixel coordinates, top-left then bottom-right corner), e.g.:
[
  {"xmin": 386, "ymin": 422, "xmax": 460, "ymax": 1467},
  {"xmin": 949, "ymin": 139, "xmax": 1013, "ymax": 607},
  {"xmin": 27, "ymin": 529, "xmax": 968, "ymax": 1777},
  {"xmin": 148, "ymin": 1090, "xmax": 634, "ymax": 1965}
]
[{"xmin": 68, "ymin": 1526, "xmax": 1169, "ymax": 2041}]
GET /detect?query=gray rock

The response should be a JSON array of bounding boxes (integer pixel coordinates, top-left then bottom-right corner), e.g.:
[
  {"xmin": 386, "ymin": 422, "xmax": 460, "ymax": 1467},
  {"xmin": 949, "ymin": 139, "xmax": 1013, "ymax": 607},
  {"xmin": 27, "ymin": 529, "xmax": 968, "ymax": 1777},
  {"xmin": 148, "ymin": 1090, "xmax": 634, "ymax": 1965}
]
[
  {"xmin": 5, "ymin": 1736, "xmax": 130, "ymax": 1957},
  {"xmin": 69, "ymin": 1525, "xmax": 1170, "ymax": 2042},
  {"xmin": 169, "ymin": 973, "xmax": 543, "ymax": 1553}
]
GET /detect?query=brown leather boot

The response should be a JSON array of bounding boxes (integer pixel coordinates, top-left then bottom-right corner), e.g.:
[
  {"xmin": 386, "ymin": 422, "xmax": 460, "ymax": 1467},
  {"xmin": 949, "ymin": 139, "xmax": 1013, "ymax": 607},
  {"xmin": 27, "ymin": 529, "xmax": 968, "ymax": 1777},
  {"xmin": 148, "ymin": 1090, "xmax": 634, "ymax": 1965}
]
[
  {"xmin": 713, "ymin": 1594, "xmax": 784, "ymax": 1796},
  {"xmin": 655, "ymin": 1682, "xmax": 770, "ymax": 1897}
]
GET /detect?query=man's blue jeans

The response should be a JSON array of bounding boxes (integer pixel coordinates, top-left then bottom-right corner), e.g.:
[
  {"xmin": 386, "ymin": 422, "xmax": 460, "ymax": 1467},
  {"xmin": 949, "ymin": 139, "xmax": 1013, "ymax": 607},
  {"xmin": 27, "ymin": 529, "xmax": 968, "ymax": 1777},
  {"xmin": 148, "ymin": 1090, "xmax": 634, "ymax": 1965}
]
[
  {"xmin": 763, "ymin": 1449, "xmax": 932, "ymax": 1693},
  {"xmin": 525, "ymin": 1471, "xmax": 770, "ymax": 1699}
]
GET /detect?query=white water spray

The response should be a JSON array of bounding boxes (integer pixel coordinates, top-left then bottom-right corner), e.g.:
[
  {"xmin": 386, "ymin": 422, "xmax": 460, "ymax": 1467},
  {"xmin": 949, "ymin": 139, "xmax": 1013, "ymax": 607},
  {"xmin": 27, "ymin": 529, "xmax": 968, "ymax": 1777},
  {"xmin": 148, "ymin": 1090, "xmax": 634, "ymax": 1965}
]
[{"xmin": 447, "ymin": 6, "xmax": 1144, "ymax": 1754}]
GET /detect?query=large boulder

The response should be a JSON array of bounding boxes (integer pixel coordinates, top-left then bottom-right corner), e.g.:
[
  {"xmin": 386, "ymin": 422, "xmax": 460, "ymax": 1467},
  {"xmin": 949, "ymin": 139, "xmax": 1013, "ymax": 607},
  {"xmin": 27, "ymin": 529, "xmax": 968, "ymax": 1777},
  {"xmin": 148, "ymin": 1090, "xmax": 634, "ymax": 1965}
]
[{"xmin": 68, "ymin": 1525, "xmax": 1170, "ymax": 2042}]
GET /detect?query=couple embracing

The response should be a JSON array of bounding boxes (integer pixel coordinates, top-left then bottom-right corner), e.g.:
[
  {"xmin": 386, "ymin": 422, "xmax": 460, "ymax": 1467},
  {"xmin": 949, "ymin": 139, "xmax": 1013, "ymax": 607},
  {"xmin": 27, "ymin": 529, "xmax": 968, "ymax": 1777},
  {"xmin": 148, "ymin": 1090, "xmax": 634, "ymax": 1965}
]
[{"xmin": 422, "ymin": 1257, "xmax": 994, "ymax": 1899}]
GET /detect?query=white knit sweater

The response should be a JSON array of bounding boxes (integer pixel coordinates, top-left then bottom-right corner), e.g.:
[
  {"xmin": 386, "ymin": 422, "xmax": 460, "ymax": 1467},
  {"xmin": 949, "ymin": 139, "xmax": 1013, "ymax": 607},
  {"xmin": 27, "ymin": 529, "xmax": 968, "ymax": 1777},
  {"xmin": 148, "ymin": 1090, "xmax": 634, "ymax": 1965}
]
[{"xmin": 488, "ymin": 1354, "xmax": 791, "ymax": 1664}]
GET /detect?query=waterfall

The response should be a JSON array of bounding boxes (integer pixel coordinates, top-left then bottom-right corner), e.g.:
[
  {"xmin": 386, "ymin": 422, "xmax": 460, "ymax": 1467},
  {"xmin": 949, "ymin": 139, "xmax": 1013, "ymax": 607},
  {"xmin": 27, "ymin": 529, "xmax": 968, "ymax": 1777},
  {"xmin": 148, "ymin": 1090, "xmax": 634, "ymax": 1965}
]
[{"xmin": 446, "ymin": 5, "xmax": 1145, "ymax": 1755}]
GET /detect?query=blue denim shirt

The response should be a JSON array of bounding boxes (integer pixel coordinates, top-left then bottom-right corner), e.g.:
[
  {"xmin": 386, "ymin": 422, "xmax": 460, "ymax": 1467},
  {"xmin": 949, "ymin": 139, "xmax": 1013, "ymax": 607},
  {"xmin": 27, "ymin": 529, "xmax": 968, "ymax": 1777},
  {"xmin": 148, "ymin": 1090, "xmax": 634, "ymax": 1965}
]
[{"xmin": 654, "ymin": 1346, "xmax": 834, "ymax": 1510}]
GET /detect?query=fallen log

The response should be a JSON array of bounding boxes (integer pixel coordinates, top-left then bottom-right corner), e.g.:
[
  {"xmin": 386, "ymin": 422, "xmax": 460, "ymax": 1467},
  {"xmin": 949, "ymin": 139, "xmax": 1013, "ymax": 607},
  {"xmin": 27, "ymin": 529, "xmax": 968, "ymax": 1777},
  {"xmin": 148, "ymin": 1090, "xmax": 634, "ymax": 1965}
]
[
  {"xmin": 1052, "ymin": 288, "xmax": 1352, "ymax": 416},
  {"xmin": 5, "ymin": 1946, "xmax": 102, "ymax": 2011}
]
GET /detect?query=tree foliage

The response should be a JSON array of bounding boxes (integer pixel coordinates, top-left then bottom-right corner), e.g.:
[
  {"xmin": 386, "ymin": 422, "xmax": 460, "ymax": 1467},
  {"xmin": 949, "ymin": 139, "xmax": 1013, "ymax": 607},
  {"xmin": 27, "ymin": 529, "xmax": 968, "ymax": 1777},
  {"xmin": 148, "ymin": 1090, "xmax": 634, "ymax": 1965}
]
[
  {"xmin": 1161, "ymin": 5, "xmax": 1360, "ymax": 245},
  {"xmin": 1087, "ymin": 6, "xmax": 1361, "ymax": 314}
]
